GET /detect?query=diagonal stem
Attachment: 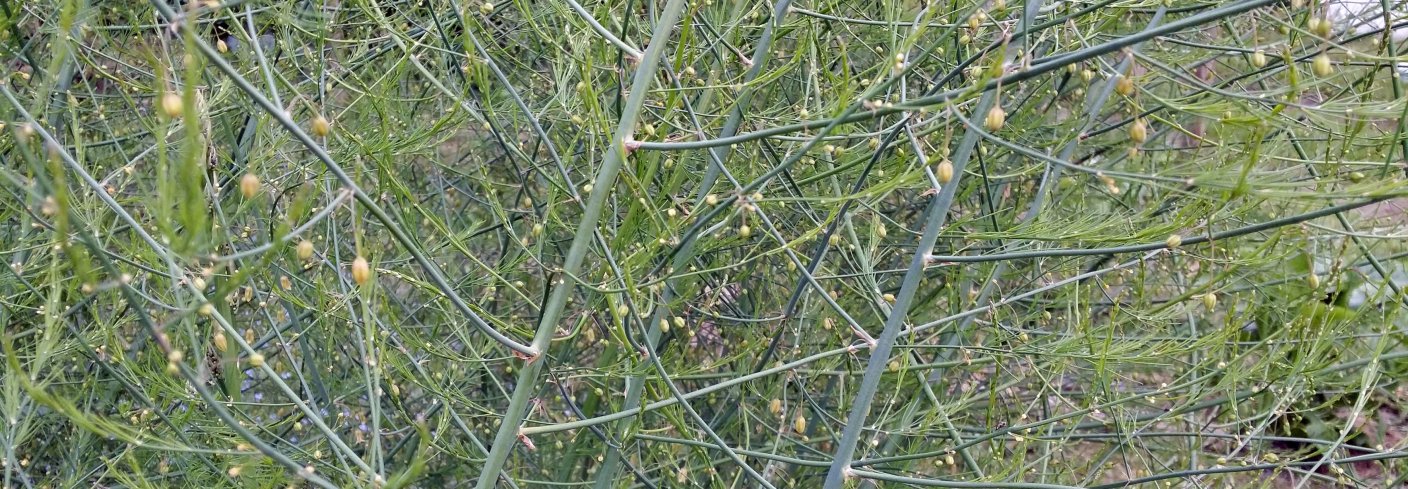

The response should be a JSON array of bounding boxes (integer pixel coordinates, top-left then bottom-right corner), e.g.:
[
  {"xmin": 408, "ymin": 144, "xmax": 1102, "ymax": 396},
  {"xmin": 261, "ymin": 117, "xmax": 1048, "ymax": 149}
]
[
  {"xmin": 820, "ymin": 2, "xmax": 1044, "ymax": 485},
  {"xmin": 473, "ymin": 0, "xmax": 690, "ymax": 486}
]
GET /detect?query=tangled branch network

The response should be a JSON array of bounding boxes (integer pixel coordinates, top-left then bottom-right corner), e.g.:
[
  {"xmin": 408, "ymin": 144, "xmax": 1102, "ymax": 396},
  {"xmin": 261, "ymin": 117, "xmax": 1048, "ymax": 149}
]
[{"xmin": 4, "ymin": 0, "xmax": 1408, "ymax": 487}]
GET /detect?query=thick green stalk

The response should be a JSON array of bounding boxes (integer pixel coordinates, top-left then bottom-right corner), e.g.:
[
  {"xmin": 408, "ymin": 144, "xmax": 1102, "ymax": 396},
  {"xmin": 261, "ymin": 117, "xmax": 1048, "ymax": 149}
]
[
  {"xmin": 819, "ymin": 94, "xmax": 995, "ymax": 488},
  {"xmin": 820, "ymin": 2, "xmax": 1041, "ymax": 484},
  {"xmin": 590, "ymin": 1, "xmax": 793, "ymax": 486},
  {"xmin": 473, "ymin": 0, "xmax": 689, "ymax": 486},
  {"xmin": 917, "ymin": 11, "xmax": 1164, "ymax": 473}
]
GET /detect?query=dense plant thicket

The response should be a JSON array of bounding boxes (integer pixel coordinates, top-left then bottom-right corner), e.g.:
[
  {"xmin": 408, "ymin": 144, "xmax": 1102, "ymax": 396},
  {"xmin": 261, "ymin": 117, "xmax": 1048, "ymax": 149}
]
[{"xmin": 4, "ymin": 0, "xmax": 1408, "ymax": 487}]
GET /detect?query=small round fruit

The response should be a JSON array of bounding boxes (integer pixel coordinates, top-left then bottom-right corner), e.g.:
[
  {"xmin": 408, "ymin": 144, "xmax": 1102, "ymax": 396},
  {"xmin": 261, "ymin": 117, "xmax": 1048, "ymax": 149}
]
[
  {"xmin": 1114, "ymin": 75, "xmax": 1135, "ymax": 96},
  {"xmin": 1311, "ymin": 54, "xmax": 1333, "ymax": 77},
  {"xmin": 1310, "ymin": 17, "xmax": 1331, "ymax": 38},
  {"xmin": 311, "ymin": 115, "xmax": 331, "ymax": 137},
  {"xmin": 352, "ymin": 256, "xmax": 371, "ymax": 285},
  {"xmin": 161, "ymin": 92, "xmax": 183, "ymax": 118},
  {"xmin": 297, "ymin": 240, "xmax": 315, "ymax": 260},
  {"xmin": 984, "ymin": 106, "xmax": 1006, "ymax": 131},
  {"xmin": 239, "ymin": 173, "xmax": 261, "ymax": 199},
  {"xmin": 1251, "ymin": 50, "xmax": 1267, "ymax": 68},
  {"xmin": 936, "ymin": 160, "xmax": 955, "ymax": 184},
  {"xmin": 1129, "ymin": 118, "xmax": 1148, "ymax": 144}
]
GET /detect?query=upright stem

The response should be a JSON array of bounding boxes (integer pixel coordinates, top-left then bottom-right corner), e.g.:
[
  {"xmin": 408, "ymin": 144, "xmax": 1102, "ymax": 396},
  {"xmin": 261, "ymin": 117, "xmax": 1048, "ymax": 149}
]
[
  {"xmin": 473, "ymin": 0, "xmax": 690, "ymax": 486},
  {"xmin": 591, "ymin": 1, "xmax": 793, "ymax": 485},
  {"xmin": 820, "ymin": 2, "xmax": 1041, "ymax": 485}
]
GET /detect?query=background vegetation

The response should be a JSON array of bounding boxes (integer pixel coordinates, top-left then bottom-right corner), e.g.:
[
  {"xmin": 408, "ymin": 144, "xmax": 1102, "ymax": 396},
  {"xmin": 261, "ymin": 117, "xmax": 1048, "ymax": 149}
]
[{"xmin": 4, "ymin": 0, "xmax": 1408, "ymax": 487}]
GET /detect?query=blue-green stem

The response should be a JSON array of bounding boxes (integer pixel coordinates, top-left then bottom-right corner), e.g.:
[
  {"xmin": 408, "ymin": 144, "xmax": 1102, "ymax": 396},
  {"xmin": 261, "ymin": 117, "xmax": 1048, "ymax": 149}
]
[
  {"xmin": 818, "ymin": 0, "xmax": 1043, "ymax": 482},
  {"xmin": 473, "ymin": 0, "xmax": 689, "ymax": 486}
]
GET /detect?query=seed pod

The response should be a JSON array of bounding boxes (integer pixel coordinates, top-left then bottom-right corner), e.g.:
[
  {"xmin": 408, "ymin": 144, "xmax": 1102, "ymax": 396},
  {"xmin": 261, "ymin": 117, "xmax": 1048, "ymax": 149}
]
[
  {"xmin": 480, "ymin": 2, "xmax": 494, "ymax": 14},
  {"xmin": 214, "ymin": 332, "xmax": 228, "ymax": 352},
  {"xmin": 217, "ymin": 39, "xmax": 229, "ymax": 53},
  {"xmin": 1251, "ymin": 50, "xmax": 1267, "ymax": 68},
  {"xmin": 738, "ymin": 225, "xmax": 752, "ymax": 238},
  {"xmin": 239, "ymin": 173, "xmax": 261, "ymax": 199},
  {"xmin": 1308, "ymin": 273, "xmax": 1321, "ymax": 289},
  {"xmin": 936, "ymin": 160, "xmax": 955, "ymax": 184},
  {"xmin": 1312, "ymin": 54, "xmax": 1333, "ymax": 77},
  {"xmin": 297, "ymin": 240, "xmax": 315, "ymax": 260},
  {"xmin": 1202, "ymin": 293, "xmax": 1218, "ymax": 310},
  {"xmin": 1115, "ymin": 75, "xmax": 1136, "ymax": 97},
  {"xmin": 1165, "ymin": 234, "xmax": 1182, "ymax": 249},
  {"xmin": 769, "ymin": 398, "xmax": 783, "ymax": 416},
  {"xmin": 1310, "ymin": 17, "xmax": 1331, "ymax": 38},
  {"xmin": 161, "ymin": 92, "xmax": 183, "ymax": 118},
  {"xmin": 793, "ymin": 415, "xmax": 807, "ymax": 433},
  {"xmin": 352, "ymin": 256, "xmax": 371, "ymax": 286},
  {"xmin": 311, "ymin": 115, "xmax": 331, "ymax": 137},
  {"xmin": 248, "ymin": 353, "xmax": 265, "ymax": 367},
  {"xmin": 1129, "ymin": 118, "xmax": 1148, "ymax": 144},
  {"xmin": 984, "ymin": 106, "xmax": 1006, "ymax": 131}
]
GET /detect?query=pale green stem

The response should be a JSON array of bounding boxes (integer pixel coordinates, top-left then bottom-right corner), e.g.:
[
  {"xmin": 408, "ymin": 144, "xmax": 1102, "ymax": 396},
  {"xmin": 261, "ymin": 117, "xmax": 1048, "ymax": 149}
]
[
  {"xmin": 563, "ymin": 0, "xmax": 644, "ymax": 59},
  {"xmin": 819, "ymin": 0, "xmax": 1042, "ymax": 483},
  {"xmin": 473, "ymin": 0, "xmax": 689, "ymax": 486},
  {"xmin": 592, "ymin": 1, "xmax": 795, "ymax": 485}
]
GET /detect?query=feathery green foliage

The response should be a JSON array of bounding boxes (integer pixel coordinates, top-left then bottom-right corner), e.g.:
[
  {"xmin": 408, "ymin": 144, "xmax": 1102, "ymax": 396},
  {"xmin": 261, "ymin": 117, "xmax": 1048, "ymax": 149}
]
[{"xmin": 5, "ymin": 0, "xmax": 1408, "ymax": 487}]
